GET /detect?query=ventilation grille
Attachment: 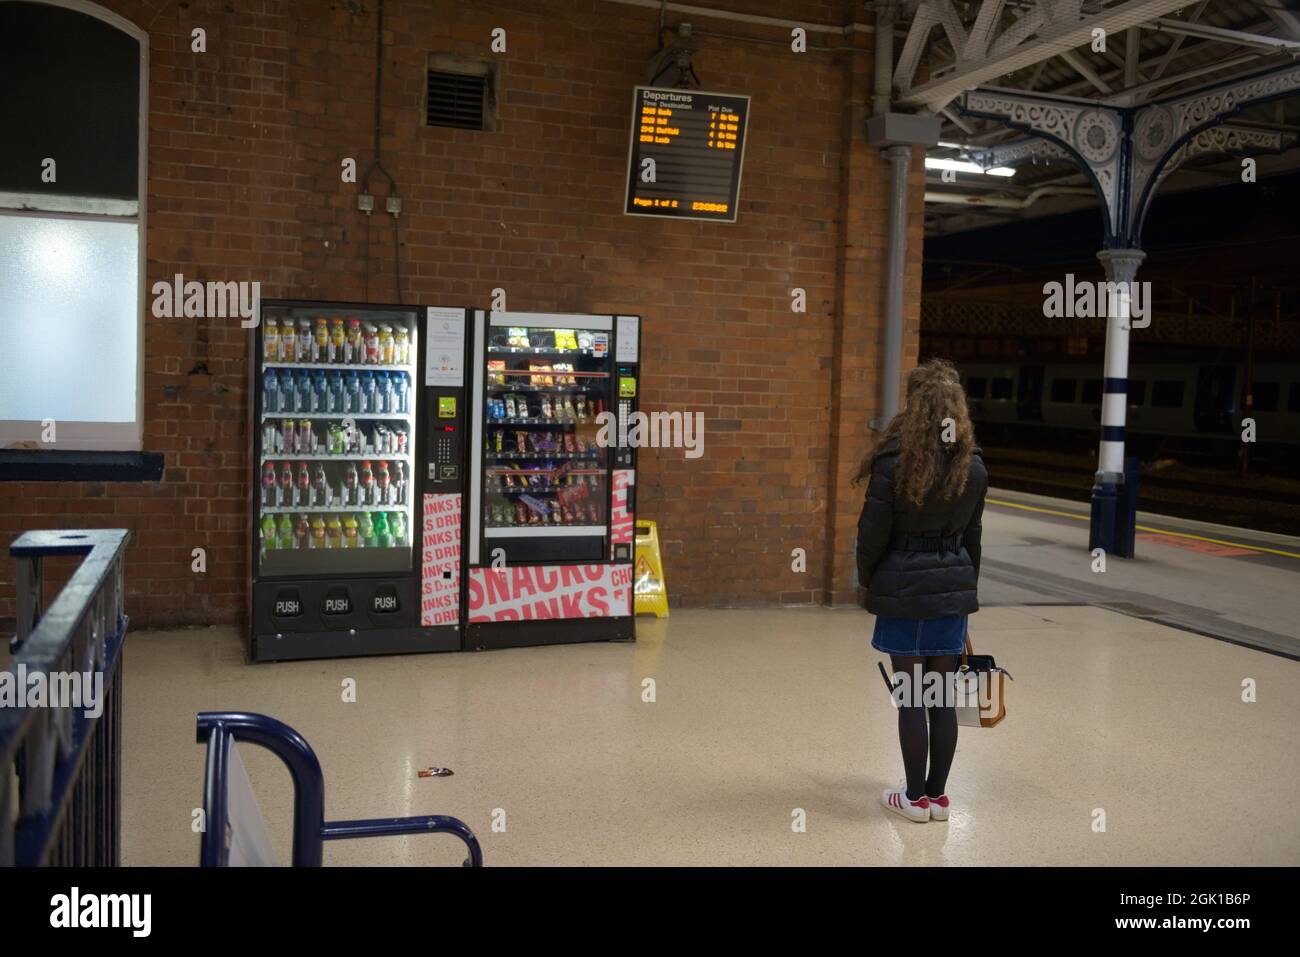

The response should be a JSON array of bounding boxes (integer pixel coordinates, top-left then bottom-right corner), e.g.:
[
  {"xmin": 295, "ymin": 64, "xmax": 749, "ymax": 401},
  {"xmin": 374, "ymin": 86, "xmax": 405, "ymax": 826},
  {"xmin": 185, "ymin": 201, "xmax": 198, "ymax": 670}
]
[{"xmin": 426, "ymin": 70, "xmax": 487, "ymax": 130}]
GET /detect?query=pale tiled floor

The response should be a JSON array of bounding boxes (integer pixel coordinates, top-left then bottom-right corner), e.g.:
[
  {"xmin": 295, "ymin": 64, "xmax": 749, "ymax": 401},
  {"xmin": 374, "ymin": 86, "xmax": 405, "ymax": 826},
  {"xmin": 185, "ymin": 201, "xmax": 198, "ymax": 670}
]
[{"xmin": 122, "ymin": 606, "xmax": 1300, "ymax": 866}]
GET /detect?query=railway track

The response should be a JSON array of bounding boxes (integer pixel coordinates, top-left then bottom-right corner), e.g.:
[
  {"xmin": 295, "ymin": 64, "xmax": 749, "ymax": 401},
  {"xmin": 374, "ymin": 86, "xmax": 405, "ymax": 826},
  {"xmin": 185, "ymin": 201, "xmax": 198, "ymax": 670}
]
[{"xmin": 983, "ymin": 447, "xmax": 1300, "ymax": 537}]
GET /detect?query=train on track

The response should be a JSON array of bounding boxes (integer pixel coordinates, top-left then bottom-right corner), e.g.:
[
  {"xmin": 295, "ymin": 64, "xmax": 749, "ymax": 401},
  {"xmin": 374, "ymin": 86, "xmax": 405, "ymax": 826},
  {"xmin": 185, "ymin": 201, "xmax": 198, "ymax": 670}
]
[{"xmin": 957, "ymin": 361, "xmax": 1300, "ymax": 449}]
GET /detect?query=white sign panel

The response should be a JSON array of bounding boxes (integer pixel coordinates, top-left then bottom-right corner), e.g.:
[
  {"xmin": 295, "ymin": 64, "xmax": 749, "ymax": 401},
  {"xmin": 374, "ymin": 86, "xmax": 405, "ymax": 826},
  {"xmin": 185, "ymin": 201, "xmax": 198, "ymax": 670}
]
[
  {"xmin": 425, "ymin": 307, "xmax": 466, "ymax": 387},
  {"xmin": 224, "ymin": 740, "xmax": 277, "ymax": 867},
  {"xmin": 616, "ymin": 315, "xmax": 639, "ymax": 363}
]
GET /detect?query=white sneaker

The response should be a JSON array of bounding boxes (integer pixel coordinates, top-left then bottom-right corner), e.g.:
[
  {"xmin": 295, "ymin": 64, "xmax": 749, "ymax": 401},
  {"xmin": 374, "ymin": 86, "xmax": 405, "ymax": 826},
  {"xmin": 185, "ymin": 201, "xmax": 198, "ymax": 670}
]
[
  {"xmin": 881, "ymin": 786, "xmax": 930, "ymax": 823},
  {"xmin": 926, "ymin": 794, "xmax": 950, "ymax": 821}
]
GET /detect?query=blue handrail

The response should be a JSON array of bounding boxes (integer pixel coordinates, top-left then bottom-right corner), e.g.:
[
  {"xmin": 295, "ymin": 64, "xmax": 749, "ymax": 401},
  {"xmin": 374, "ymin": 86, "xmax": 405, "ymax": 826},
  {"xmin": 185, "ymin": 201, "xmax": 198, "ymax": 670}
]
[
  {"xmin": 2, "ymin": 528, "xmax": 130, "ymax": 867},
  {"xmin": 196, "ymin": 711, "xmax": 483, "ymax": 867}
]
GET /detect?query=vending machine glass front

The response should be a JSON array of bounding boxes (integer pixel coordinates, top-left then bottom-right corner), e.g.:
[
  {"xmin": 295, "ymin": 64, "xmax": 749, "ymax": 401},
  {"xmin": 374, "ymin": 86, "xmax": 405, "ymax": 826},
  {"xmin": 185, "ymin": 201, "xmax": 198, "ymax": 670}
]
[
  {"xmin": 479, "ymin": 317, "xmax": 613, "ymax": 563},
  {"xmin": 255, "ymin": 304, "xmax": 419, "ymax": 577}
]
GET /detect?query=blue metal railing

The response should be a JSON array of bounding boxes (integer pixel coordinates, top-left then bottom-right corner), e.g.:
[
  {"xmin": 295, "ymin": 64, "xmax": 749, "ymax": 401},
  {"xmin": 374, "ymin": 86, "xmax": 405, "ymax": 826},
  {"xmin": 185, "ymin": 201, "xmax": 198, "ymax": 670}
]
[
  {"xmin": 2, "ymin": 529, "xmax": 130, "ymax": 866},
  {"xmin": 196, "ymin": 711, "xmax": 484, "ymax": 867}
]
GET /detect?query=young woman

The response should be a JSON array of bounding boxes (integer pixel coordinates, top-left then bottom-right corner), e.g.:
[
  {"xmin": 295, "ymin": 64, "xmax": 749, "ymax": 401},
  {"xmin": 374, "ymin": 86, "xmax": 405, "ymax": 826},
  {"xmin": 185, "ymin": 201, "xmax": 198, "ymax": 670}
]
[{"xmin": 854, "ymin": 359, "xmax": 988, "ymax": 823}]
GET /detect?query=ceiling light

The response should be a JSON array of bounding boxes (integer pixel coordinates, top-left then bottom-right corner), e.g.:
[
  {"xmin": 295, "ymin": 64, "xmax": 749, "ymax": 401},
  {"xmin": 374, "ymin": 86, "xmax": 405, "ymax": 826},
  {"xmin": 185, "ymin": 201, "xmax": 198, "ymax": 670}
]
[{"xmin": 924, "ymin": 157, "xmax": 1017, "ymax": 177}]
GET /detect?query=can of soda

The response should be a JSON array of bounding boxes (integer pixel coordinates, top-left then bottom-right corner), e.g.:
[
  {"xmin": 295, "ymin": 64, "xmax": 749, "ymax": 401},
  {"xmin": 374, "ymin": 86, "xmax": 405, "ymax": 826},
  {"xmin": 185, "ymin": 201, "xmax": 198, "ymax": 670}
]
[
  {"xmin": 396, "ymin": 430, "xmax": 407, "ymax": 457},
  {"xmin": 298, "ymin": 419, "xmax": 313, "ymax": 455}
]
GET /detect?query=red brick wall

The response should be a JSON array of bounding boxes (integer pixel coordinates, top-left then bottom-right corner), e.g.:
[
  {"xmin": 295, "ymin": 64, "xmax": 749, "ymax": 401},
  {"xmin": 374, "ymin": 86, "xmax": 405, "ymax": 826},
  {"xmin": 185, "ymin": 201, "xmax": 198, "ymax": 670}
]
[{"xmin": 0, "ymin": 0, "xmax": 923, "ymax": 629}]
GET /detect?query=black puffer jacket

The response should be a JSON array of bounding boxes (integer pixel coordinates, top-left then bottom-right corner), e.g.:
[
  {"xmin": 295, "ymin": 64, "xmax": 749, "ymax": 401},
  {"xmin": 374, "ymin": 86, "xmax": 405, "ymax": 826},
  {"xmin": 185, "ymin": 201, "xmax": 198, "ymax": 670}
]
[{"xmin": 856, "ymin": 440, "xmax": 988, "ymax": 619}]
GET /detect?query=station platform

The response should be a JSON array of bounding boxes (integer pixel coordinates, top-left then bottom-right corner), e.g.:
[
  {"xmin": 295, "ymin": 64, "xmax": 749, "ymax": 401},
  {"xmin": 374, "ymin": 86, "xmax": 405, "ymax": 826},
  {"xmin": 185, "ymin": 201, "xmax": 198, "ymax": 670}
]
[
  {"xmin": 118, "ymin": 490, "xmax": 1300, "ymax": 866},
  {"xmin": 981, "ymin": 487, "xmax": 1300, "ymax": 659}
]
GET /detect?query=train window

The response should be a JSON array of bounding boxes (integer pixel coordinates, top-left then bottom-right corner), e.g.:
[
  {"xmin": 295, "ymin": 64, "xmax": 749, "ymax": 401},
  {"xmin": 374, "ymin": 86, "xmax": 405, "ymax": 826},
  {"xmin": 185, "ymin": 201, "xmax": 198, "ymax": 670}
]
[
  {"xmin": 1049, "ymin": 379, "xmax": 1077, "ymax": 402},
  {"xmin": 965, "ymin": 377, "xmax": 987, "ymax": 399},
  {"xmin": 1289, "ymin": 383, "xmax": 1300, "ymax": 413},
  {"xmin": 1081, "ymin": 379, "xmax": 1102, "ymax": 404},
  {"xmin": 991, "ymin": 377, "xmax": 1013, "ymax": 400},
  {"xmin": 1128, "ymin": 380, "xmax": 1146, "ymax": 406},
  {"xmin": 1251, "ymin": 382, "xmax": 1279, "ymax": 413},
  {"xmin": 1152, "ymin": 381, "xmax": 1185, "ymax": 408}
]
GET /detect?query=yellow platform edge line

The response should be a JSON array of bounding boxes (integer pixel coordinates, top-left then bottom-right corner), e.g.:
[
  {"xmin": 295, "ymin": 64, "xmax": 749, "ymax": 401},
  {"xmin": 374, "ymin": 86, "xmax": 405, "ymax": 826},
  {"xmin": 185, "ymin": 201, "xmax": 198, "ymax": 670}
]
[{"xmin": 984, "ymin": 497, "xmax": 1300, "ymax": 560}]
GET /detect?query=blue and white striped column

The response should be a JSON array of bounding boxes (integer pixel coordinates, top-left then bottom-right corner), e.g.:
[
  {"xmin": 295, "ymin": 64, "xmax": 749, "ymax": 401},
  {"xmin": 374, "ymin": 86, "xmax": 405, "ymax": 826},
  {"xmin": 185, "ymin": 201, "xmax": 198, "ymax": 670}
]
[{"xmin": 1090, "ymin": 248, "xmax": 1145, "ymax": 554}]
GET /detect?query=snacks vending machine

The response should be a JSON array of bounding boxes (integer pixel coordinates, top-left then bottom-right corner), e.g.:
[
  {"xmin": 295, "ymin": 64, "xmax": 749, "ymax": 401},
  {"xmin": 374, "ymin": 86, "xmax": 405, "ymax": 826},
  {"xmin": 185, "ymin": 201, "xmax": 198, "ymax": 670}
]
[
  {"xmin": 465, "ymin": 311, "xmax": 641, "ymax": 650},
  {"xmin": 248, "ymin": 300, "xmax": 470, "ymax": 661}
]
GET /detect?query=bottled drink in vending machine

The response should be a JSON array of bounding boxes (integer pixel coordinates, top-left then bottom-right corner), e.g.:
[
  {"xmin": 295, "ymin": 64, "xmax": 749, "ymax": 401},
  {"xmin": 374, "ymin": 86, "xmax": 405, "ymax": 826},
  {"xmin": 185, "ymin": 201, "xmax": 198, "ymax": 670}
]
[
  {"xmin": 264, "ymin": 319, "xmax": 279, "ymax": 361},
  {"xmin": 261, "ymin": 462, "xmax": 277, "ymax": 506},
  {"xmin": 312, "ymin": 464, "xmax": 329, "ymax": 506},
  {"xmin": 361, "ymin": 372, "xmax": 377, "ymax": 414},
  {"xmin": 394, "ymin": 326, "xmax": 409, "ymax": 365},
  {"xmin": 298, "ymin": 419, "xmax": 314, "ymax": 455},
  {"xmin": 297, "ymin": 319, "xmax": 312, "ymax": 361},
  {"xmin": 359, "ymin": 460, "xmax": 374, "ymax": 505},
  {"xmin": 326, "ymin": 515, "xmax": 342, "ymax": 549},
  {"xmin": 364, "ymin": 323, "xmax": 380, "ymax": 365},
  {"xmin": 298, "ymin": 371, "xmax": 314, "ymax": 414},
  {"xmin": 342, "ymin": 515, "xmax": 358, "ymax": 548},
  {"xmin": 281, "ymin": 320, "xmax": 296, "ymax": 362},
  {"xmin": 276, "ymin": 514, "xmax": 293, "ymax": 550},
  {"xmin": 345, "ymin": 318, "xmax": 362, "ymax": 364},
  {"xmin": 378, "ymin": 324, "xmax": 394, "ymax": 364},
  {"xmin": 296, "ymin": 462, "xmax": 310, "ymax": 507},
  {"xmin": 373, "ymin": 511, "xmax": 391, "ymax": 547},
  {"xmin": 329, "ymin": 371, "xmax": 346, "ymax": 414},
  {"xmin": 343, "ymin": 462, "xmax": 358, "ymax": 506},
  {"xmin": 330, "ymin": 319, "xmax": 346, "ymax": 363},
  {"xmin": 390, "ymin": 512, "xmax": 406, "ymax": 547},
  {"xmin": 376, "ymin": 460, "xmax": 391, "ymax": 504},
  {"xmin": 294, "ymin": 514, "xmax": 310, "ymax": 550},
  {"xmin": 393, "ymin": 461, "xmax": 406, "ymax": 505},
  {"xmin": 374, "ymin": 372, "xmax": 389, "ymax": 413},
  {"xmin": 309, "ymin": 517, "xmax": 326, "ymax": 549},
  {"xmin": 260, "ymin": 514, "xmax": 276, "ymax": 550},
  {"xmin": 312, "ymin": 371, "xmax": 328, "ymax": 413},
  {"xmin": 264, "ymin": 368, "xmax": 279, "ymax": 413},
  {"xmin": 346, "ymin": 371, "xmax": 360, "ymax": 414},
  {"xmin": 358, "ymin": 511, "xmax": 375, "ymax": 548},
  {"xmin": 313, "ymin": 318, "xmax": 329, "ymax": 362},
  {"xmin": 279, "ymin": 463, "xmax": 293, "ymax": 506}
]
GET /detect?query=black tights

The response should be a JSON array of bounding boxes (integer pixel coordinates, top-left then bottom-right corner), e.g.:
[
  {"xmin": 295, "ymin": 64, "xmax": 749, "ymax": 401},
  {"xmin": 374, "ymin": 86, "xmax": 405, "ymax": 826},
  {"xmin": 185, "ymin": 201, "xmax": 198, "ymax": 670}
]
[{"xmin": 889, "ymin": 654, "xmax": 959, "ymax": 802}]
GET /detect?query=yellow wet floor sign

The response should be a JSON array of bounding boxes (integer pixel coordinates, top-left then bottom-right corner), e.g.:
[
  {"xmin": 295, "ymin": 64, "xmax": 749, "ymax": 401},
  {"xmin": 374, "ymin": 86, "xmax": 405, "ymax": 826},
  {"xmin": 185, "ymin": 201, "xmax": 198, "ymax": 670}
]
[{"xmin": 634, "ymin": 520, "xmax": 669, "ymax": 618}]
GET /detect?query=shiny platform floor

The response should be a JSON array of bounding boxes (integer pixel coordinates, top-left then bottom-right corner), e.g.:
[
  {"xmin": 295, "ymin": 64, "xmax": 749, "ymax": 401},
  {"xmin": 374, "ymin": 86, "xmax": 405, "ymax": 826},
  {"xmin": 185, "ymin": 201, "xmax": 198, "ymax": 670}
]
[{"xmin": 122, "ymin": 606, "xmax": 1300, "ymax": 866}]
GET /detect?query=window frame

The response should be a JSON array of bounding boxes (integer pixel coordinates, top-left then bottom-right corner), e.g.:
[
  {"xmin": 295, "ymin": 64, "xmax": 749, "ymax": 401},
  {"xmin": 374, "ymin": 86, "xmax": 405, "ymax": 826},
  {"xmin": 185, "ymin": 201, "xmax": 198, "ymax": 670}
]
[{"xmin": 0, "ymin": 0, "xmax": 148, "ymax": 452}]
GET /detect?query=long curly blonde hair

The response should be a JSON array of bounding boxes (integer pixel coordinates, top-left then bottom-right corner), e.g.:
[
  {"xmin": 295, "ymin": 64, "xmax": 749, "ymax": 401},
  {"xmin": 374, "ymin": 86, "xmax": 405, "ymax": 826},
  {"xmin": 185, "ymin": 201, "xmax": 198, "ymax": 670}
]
[{"xmin": 851, "ymin": 359, "xmax": 975, "ymax": 506}]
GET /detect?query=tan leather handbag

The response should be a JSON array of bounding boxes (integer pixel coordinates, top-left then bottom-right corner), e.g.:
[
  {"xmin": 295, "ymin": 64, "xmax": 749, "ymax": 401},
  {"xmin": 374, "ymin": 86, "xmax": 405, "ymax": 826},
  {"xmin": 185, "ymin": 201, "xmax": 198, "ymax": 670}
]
[{"xmin": 956, "ymin": 630, "xmax": 1012, "ymax": 728}]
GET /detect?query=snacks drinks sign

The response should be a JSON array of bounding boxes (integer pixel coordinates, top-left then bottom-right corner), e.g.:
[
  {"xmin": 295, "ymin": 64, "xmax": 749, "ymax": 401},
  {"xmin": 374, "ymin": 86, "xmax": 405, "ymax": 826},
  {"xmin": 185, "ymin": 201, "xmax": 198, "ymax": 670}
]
[
  {"xmin": 422, "ymin": 493, "xmax": 462, "ymax": 627},
  {"xmin": 624, "ymin": 86, "xmax": 750, "ymax": 223},
  {"xmin": 468, "ymin": 565, "xmax": 633, "ymax": 622}
]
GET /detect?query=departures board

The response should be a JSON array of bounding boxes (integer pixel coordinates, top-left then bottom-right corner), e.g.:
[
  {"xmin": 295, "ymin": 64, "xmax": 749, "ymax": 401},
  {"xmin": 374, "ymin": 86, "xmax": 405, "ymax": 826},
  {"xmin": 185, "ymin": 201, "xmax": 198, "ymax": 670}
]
[{"xmin": 623, "ymin": 86, "xmax": 750, "ymax": 223}]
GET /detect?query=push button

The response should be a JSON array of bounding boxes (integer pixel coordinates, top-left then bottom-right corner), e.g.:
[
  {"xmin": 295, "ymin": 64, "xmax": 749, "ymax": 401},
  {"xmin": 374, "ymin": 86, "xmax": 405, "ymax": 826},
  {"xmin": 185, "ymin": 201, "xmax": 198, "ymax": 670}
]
[
  {"xmin": 273, "ymin": 589, "xmax": 303, "ymax": 618},
  {"xmin": 323, "ymin": 587, "xmax": 352, "ymax": 616},
  {"xmin": 372, "ymin": 587, "xmax": 400, "ymax": 614}
]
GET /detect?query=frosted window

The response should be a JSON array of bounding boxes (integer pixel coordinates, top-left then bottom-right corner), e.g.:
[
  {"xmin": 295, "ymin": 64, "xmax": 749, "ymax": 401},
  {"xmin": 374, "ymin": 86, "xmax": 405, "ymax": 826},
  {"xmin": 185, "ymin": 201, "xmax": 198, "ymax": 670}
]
[{"xmin": 0, "ymin": 215, "xmax": 139, "ymax": 424}]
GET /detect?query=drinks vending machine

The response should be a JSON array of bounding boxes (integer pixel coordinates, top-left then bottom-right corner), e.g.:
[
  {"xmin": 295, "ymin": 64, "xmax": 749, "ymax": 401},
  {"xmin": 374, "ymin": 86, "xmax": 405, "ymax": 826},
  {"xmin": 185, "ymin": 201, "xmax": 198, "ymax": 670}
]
[
  {"xmin": 464, "ymin": 311, "xmax": 641, "ymax": 650},
  {"xmin": 248, "ymin": 300, "xmax": 471, "ymax": 661},
  {"xmin": 247, "ymin": 303, "xmax": 639, "ymax": 659}
]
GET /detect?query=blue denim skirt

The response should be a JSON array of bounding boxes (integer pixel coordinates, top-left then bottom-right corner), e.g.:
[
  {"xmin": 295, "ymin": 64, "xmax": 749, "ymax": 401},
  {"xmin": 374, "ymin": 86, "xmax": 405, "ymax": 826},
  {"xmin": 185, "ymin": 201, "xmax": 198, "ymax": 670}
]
[{"xmin": 871, "ymin": 614, "xmax": 968, "ymax": 656}]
